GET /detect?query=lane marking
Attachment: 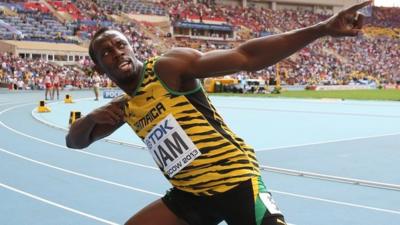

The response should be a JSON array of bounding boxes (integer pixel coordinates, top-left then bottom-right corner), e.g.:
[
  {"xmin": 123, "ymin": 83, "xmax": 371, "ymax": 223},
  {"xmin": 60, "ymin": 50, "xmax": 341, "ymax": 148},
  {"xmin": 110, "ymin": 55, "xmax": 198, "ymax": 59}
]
[
  {"xmin": 1, "ymin": 147, "xmax": 399, "ymax": 216},
  {"xmin": 0, "ymin": 102, "xmax": 400, "ymax": 214},
  {"xmin": 210, "ymin": 96, "xmax": 400, "ymax": 108},
  {"xmin": 3, "ymin": 102, "xmax": 400, "ymax": 191},
  {"xmin": 0, "ymin": 102, "xmax": 14, "ymax": 106},
  {"xmin": 257, "ymin": 132, "xmax": 400, "ymax": 152},
  {"xmin": 218, "ymin": 105, "xmax": 400, "ymax": 118},
  {"xmin": 0, "ymin": 182, "xmax": 120, "ymax": 225},
  {"xmin": 31, "ymin": 99, "xmax": 400, "ymax": 154},
  {"xmin": 271, "ymin": 190, "xmax": 400, "ymax": 215},
  {"xmin": 0, "ymin": 147, "xmax": 163, "ymax": 197},
  {"xmin": 261, "ymin": 166, "xmax": 400, "ymax": 191},
  {"xmin": 32, "ymin": 106, "xmax": 400, "ymax": 154},
  {"xmin": 0, "ymin": 102, "xmax": 35, "ymax": 115},
  {"xmin": 0, "ymin": 120, "xmax": 158, "ymax": 171}
]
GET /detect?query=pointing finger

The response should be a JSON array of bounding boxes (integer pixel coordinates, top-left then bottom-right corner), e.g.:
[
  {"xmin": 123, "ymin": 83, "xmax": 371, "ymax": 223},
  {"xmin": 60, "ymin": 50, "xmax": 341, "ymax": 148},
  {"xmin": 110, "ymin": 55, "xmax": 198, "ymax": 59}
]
[
  {"xmin": 347, "ymin": 1, "xmax": 372, "ymax": 12},
  {"xmin": 355, "ymin": 13, "xmax": 365, "ymax": 30}
]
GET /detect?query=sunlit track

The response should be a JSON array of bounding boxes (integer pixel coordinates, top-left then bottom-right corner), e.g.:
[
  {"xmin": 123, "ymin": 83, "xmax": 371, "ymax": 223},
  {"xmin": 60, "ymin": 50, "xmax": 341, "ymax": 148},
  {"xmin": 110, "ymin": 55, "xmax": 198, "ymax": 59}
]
[
  {"xmin": 9, "ymin": 109, "xmax": 400, "ymax": 192},
  {"xmin": 260, "ymin": 166, "xmax": 400, "ymax": 191},
  {"xmin": 0, "ymin": 182, "xmax": 120, "ymax": 225},
  {"xmin": 1, "ymin": 91, "xmax": 400, "ymax": 225},
  {"xmin": 218, "ymin": 105, "xmax": 400, "ymax": 118},
  {"xmin": 210, "ymin": 96, "xmax": 400, "ymax": 108},
  {"xmin": 1, "ymin": 146, "xmax": 399, "ymax": 218},
  {"xmin": 0, "ymin": 147, "xmax": 163, "ymax": 197},
  {"xmin": 32, "ymin": 104, "xmax": 400, "ymax": 153},
  {"xmin": 28, "ymin": 100, "xmax": 400, "ymax": 192},
  {"xmin": 0, "ymin": 102, "xmax": 16, "ymax": 107},
  {"xmin": 0, "ymin": 101, "xmax": 397, "ymax": 199},
  {"xmin": 0, "ymin": 102, "xmax": 36, "ymax": 115},
  {"xmin": 0, "ymin": 120, "xmax": 158, "ymax": 171},
  {"xmin": 256, "ymin": 132, "xmax": 400, "ymax": 152}
]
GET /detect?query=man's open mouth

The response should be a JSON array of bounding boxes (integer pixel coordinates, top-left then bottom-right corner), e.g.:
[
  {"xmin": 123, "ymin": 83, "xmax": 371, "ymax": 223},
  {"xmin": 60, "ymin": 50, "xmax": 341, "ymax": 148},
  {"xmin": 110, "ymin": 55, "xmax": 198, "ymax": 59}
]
[{"xmin": 118, "ymin": 59, "xmax": 132, "ymax": 70}]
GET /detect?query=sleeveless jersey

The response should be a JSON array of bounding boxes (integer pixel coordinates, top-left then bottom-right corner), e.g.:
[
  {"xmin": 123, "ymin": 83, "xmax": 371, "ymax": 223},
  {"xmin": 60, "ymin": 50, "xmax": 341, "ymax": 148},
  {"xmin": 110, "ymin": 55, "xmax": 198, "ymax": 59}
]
[{"xmin": 124, "ymin": 57, "xmax": 260, "ymax": 196}]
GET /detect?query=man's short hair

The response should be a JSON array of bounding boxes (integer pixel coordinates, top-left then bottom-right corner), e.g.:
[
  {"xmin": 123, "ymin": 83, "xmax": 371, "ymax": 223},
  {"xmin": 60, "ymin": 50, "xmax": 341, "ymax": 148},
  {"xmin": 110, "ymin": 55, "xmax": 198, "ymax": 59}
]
[{"xmin": 88, "ymin": 27, "xmax": 112, "ymax": 64}]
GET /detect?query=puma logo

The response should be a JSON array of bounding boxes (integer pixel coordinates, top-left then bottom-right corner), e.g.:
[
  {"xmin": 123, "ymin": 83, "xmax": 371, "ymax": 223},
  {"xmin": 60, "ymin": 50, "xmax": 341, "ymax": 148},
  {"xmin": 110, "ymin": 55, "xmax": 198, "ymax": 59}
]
[
  {"xmin": 146, "ymin": 95, "xmax": 155, "ymax": 101},
  {"xmin": 146, "ymin": 89, "xmax": 155, "ymax": 101}
]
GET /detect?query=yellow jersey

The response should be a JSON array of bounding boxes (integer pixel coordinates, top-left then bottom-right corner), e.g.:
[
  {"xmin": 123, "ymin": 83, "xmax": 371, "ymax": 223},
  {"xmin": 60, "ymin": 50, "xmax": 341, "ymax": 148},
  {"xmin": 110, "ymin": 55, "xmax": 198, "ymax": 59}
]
[{"xmin": 124, "ymin": 57, "xmax": 260, "ymax": 196}]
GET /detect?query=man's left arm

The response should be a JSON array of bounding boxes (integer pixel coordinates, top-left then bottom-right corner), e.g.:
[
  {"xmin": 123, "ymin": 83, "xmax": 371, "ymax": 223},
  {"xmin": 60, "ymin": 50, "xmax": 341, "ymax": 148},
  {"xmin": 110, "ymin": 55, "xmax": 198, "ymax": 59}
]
[{"xmin": 157, "ymin": 1, "xmax": 371, "ymax": 83}]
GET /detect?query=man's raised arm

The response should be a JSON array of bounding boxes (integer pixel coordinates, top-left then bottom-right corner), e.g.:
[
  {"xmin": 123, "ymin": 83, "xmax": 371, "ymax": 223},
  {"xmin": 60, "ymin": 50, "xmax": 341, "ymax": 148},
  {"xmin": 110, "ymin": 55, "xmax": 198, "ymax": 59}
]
[{"xmin": 156, "ymin": 1, "xmax": 371, "ymax": 81}]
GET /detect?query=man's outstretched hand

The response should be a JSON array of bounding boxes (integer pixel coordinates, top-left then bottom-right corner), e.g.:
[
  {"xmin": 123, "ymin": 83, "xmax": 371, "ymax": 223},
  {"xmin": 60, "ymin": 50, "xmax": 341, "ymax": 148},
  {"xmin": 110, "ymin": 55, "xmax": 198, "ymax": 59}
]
[{"xmin": 321, "ymin": 1, "xmax": 372, "ymax": 37}]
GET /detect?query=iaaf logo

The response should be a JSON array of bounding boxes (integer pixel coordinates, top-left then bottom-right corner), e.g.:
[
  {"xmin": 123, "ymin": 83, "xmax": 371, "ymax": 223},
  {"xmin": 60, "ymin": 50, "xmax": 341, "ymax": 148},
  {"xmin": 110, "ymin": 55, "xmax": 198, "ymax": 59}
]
[{"xmin": 145, "ymin": 117, "xmax": 174, "ymax": 149}]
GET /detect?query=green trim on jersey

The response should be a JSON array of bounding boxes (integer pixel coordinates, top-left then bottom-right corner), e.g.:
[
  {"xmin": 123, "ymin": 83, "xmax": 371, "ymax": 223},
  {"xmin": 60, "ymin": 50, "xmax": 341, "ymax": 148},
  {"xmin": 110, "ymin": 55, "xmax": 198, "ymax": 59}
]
[
  {"xmin": 254, "ymin": 176, "xmax": 282, "ymax": 225},
  {"xmin": 131, "ymin": 61, "xmax": 147, "ymax": 97},
  {"xmin": 153, "ymin": 57, "xmax": 202, "ymax": 95},
  {"xmin": 255, "ymin": 176, "xmax": 268, "ymax": 225}
]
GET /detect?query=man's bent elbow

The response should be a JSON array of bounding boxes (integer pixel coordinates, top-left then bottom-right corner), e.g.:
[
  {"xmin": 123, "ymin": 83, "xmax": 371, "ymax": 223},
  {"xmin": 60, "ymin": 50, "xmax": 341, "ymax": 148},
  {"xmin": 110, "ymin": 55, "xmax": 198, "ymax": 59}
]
[{"xmin": 65, "ymin": 134, "xmax": 88, "ymax": 149}]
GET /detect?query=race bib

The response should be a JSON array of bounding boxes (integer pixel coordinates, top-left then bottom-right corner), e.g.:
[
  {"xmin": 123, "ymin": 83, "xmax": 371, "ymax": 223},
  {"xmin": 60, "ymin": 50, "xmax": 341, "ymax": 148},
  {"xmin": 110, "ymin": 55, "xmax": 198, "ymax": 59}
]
[{"xmin": 144, "ymin": 114, "xmax": 201, "ymax": 177}]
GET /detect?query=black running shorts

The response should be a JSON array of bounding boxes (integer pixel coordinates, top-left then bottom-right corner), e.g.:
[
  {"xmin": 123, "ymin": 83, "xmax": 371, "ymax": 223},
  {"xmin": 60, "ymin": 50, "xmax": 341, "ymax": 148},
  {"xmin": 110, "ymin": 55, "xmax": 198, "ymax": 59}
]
[{"xmin": 162, "ymin": 176, "xmax": 286, "ymax": 225}]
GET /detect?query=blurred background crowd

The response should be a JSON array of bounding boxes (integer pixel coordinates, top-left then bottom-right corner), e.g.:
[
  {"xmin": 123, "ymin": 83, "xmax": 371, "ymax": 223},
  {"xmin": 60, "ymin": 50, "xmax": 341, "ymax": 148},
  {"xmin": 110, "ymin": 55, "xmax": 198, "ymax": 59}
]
[{"xmin": 0, "ymin": 0, "xmax": 398, "ymax": 91}]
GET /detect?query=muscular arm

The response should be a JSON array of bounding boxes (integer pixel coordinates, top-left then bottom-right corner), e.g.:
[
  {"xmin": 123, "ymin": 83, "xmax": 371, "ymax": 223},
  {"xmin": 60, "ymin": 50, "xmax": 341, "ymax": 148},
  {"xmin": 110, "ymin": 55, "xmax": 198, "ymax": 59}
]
[
  {"xmin": 66, "ymin": 96, "xmax": 126, "ymax": 149},
  {"xmin": 155, "ymin": 25, "xmax": 323, "ymax": 91},
  {"xmin": 198, "ymin": 23, "xmax": 325, "ymax": 75},
  {"xmin": 155, "ymin": 1, "xmax": 370, "ymax": 91}
]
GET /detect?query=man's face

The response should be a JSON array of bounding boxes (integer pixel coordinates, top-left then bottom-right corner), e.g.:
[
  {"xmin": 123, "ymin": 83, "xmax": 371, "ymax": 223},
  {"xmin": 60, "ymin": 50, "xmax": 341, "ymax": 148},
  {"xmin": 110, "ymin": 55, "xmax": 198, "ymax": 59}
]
[{"xmin": 93, "ymin": 31, "xmax": 137, "ymax": 83}]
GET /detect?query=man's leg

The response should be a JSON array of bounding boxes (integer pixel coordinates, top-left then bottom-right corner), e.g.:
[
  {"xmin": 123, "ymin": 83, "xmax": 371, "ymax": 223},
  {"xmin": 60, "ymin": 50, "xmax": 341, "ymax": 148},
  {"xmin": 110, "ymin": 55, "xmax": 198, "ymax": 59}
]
[
  {"xmin": 124, "ymin": 199, "xmax": 188, "ymax": 225},
  {"xmin": 56, "ymin": 87, "xmax": 59, "ymax": 100},
  {"xmin": 94, "ymin": 87, "xmax": 99, "ymax": 100},
  {"xmin": 45, "ymin": 88, "xmax": 49, "ymax": 100}
]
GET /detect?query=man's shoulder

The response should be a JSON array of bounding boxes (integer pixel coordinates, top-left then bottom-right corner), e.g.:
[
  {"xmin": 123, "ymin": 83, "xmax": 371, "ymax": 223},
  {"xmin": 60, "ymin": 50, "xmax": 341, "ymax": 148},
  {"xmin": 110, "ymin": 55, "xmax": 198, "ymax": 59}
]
[
  {"xmin": 154, "ymin": 48, "xmax": 201, "ymax": 71},
  {"xmin": 111, "ymin": 94, "xmax": 128, "ymax": 104},
  {"xmin": 160, "ymin": 47, "xmax": 201, "ymax": 58}
]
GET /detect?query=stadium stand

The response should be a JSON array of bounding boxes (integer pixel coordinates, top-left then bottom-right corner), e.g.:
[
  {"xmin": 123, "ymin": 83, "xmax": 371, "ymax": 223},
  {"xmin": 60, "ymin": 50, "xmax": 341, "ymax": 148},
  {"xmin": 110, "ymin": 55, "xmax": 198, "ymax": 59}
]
[{"xmin": 0, "ymin": 0, "xmax": 399, "ymax": 91}]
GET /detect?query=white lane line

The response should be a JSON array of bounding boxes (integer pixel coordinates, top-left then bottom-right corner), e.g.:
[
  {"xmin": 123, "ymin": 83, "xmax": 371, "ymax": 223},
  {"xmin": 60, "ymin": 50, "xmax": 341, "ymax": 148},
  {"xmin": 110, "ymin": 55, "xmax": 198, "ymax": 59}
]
[
  {"xmin": 262, "ymin": 166, "xmax": 400, "ymax": 191},
  {"xmin": 271, "ymin": 190, "xmax": 400, "ymax": 215},
  {"xmin": 5, "ymin": 102, "xmax": 400, "ymax": 191},
  {"xmin": 1, "ymin": 147, "xmax": 400, "ymax": 216},
  {"xmin": 0, "ymin": 98, "xmax": 155, "ymax": 170},
  {"xmin": 0, "ymin": 102, "xmax": 15, "ymax": 106},
  {"xmin": 0, "ymin": 120, "xmax": 158, "ymax": 171},
  {"xmin": 257, "ymin": 132, "xmax": 400, "ymax": 152},
  {"xmin": 210, "ymin": 96, "xmax": 400, "ymax": 108},
  {"xmin": 3, "ymin": 101, "xmax": 400, "ymax": 216},
  {"xmin": 0, "ymin": 147, "xmax": 162, "ymax": 197},
  {"xmin": 0, "ymin": 182, "xmax": 120, "ymax": 225},
  {"xmin": 218, "ymin": 105, "xmax": 400, "ymax": 118},
  {"xmin": 0, "ymin": 102, "xmax": 35, "ymax": 115},
  {"xmin": 8, "ymin": 114, "xmax": 400, "ymax": 192},
  {"xmin": 32, "ymin": 99, "xmax": 400, "ymax": 153}
]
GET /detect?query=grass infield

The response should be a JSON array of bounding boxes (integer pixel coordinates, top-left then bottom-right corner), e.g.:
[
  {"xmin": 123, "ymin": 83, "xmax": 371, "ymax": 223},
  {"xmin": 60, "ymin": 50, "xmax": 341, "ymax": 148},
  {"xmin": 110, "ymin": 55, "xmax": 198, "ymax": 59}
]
[{"xmin": 210, "ymin": 89, "xmax": 400, "ymax": 101}]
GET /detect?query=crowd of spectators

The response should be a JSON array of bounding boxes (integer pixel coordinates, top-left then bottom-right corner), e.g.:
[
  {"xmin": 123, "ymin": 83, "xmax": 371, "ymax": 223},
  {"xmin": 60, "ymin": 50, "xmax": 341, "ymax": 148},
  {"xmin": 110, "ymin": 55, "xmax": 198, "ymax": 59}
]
[
  {"xmin": 165, "ymin": 0, "xmax": 399, "ymax": 86},
  {"xmin": 0, "ymin": 0, "xmax": 399, "ymax": 90},
  {"xmin": 368, "ymin": 6, "xmax": 400, "ymax": 28},
  {"xmin": 0, "ymin": 52, "xmax": 112, "ymax": 91}
]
